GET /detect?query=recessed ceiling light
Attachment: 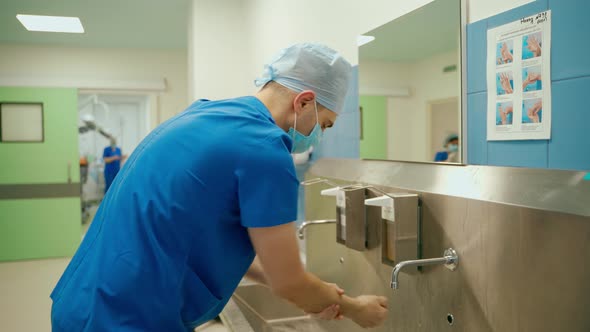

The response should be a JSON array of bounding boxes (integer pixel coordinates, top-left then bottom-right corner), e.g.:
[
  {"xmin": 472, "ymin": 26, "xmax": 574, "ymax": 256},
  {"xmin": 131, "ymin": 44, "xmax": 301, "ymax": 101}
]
[
  {"xmin": 357, "ymin": 35, "xmax": 375, "ymax": 47},
  {"xmin": 16, "ymin": 14, "xmax": 84, "ymax": 33}
]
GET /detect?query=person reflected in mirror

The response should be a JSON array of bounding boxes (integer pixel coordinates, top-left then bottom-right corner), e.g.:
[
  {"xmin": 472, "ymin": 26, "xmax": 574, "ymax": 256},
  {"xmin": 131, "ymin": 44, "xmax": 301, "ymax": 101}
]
[
  {"xmin": 102, "ymin": 137, "xmax": 127, "ymax": 193},
  {"xmin": 434, "ymin": 134, "xmax": 459, "ymax": 163}
]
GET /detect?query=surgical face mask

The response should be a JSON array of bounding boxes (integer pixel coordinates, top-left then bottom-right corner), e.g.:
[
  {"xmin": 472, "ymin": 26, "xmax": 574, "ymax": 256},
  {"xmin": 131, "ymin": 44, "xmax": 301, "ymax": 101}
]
[
  {"xmin": 448, "ymin": 144, "xmax": 459, "ymax": 153},
  {"xmin": 288, "ymin": 101, "xmax": 322, "ymax": 154}
]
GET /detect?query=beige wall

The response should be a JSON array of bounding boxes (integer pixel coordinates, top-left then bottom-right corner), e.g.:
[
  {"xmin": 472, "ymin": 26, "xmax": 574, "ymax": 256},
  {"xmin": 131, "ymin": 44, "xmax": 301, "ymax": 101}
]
[
  {"xmin": 0, "ymin": 44, "xmax": 188, "ymax": 128},
  {"xmin": 188, "ymin": 0, "xmax": 536, "ymax": 103},
  {"xmin": 189, "ymin": 0, "xmax": 253, "ymax": 102},
  {"xmin": 359, "ymin": 0, "xmax": 536, "ymax": 33},
  {"xmin": 359, "ymin": 50, "xmax": 459, "ymax": 161},
  {"xmin": 188, "ymin": 0, "xmax": 361, "ymax": 101}
]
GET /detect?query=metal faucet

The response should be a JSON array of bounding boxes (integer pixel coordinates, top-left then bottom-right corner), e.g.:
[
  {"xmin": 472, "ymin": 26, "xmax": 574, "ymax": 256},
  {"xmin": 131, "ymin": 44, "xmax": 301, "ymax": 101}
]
[
  {"xmin": 297, "ymin": 219, "xmax": 337, "ymax": 239},
  {"xmin": 390, "ymin": 248, "xmax": 459, "ymax": 289}
]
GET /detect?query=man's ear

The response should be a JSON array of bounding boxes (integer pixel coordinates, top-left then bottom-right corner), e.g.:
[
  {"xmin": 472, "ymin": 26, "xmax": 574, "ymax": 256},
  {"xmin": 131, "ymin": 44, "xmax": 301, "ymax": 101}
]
[{"xmin": 292, "ymin": 90, "xmax": 316, "ymax": 115}]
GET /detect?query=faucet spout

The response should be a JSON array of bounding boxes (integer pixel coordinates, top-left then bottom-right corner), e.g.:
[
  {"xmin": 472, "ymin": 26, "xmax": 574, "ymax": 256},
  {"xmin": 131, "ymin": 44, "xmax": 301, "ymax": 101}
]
[
  {"xmin": 390, "ymin": 248, "xmax": 458, "ymax": 289},
  {"xmin": 297, "ymin": 219, "xmax": 337, "ymax": 240}
]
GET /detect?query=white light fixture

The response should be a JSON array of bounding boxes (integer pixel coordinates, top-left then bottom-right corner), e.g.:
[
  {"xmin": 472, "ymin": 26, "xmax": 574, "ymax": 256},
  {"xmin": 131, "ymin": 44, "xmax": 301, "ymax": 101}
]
[
  {"xmin": 16, "ymin": 14, "xmax": 84, "ymax": 33},
  {"xmin": 357, "ymin": 35, "xmax": 375, "ymax": 46}
]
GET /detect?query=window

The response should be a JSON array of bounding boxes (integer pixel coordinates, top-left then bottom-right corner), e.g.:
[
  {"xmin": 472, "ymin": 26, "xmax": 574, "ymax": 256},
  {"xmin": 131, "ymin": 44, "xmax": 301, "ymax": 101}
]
[{"xmin": 0, "ymin": 103, "xmax": 44, "ymax": 142}]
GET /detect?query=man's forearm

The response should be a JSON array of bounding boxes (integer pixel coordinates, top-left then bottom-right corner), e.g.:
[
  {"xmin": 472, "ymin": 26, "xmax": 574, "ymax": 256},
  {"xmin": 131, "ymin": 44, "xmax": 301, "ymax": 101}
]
[
  {"xmin": 247, "ymin": 255, "xmax": 359, "ymax": 315},
  {"xmin": 275, "ymin": 271, "xmax": 359, "ymax": 315},
  {"xmin": 104, "ymin": 156, "xmax": 120, "ymax": 163},
  {"xmin": 245, "ymin": 257, "xmax": 268, "ymax": 286}
]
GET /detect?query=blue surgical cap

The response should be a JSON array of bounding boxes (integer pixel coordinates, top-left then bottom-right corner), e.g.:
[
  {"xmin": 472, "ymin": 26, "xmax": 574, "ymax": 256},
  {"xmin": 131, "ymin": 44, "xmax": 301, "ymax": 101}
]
[
  {"xmin": 254, "ymin": 43, "xmax": 352, "ymax": 114},
  {"xmin": 445, "ymin": 134, "xmax": 459, "ymax": 145}
]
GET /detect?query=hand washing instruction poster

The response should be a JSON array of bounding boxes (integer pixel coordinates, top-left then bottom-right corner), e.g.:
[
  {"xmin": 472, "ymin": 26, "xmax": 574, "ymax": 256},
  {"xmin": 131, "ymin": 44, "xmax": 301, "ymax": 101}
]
[{"xmin": 487, "ymin": 10, "xmax": 552, "ymax": 140}]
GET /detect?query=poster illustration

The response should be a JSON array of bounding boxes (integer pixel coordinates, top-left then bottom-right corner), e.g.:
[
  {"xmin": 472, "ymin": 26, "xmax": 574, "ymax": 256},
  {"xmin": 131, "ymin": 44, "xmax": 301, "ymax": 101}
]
[{"xmin": 487, "ymin": 11, "xmax": 551, "ymax": 140}]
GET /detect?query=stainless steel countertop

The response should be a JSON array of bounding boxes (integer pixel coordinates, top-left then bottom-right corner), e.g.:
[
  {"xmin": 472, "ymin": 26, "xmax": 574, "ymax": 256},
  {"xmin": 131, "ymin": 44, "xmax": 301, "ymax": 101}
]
[
  {"xmin": 219, "ymin": 298, "xmax": 255, "ymax": 332},
  {"xmin": 309, "ymin": 158, "xmax": 590, "ymax": 217}
]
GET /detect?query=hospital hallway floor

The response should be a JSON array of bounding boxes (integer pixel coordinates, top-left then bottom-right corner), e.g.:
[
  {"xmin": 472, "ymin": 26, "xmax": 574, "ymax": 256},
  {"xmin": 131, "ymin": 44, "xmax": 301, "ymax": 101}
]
[{"xmin": 0, "ymin": 222, "xmax": 229, "ymax": 332}]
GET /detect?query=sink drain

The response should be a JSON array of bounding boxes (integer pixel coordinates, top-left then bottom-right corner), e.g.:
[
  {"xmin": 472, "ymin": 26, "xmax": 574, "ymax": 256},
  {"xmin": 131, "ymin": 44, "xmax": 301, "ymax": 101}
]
[{"xmin": 447, "ymin": 313, "xmax": 454, "ymax": 326}]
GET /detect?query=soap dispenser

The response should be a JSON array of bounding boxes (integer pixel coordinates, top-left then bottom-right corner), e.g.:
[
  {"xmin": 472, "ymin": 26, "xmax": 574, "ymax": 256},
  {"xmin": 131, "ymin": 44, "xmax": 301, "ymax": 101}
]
[
  {"xmin": 321, "ymin": 185, "xmax": 380, "ymax": 251},
  {"xmin": 365, "ymin": 193, "xmax": 420, "ymax": 266}
]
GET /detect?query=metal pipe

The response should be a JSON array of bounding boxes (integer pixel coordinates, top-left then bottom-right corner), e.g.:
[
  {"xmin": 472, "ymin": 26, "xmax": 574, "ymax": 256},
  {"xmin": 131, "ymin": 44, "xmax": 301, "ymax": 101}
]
[
  {"xmin": 297, "ymin": 219, "xmax": 336, "ymax": 240},
  {"xmin": 300, "ymin": 178, "xmax": 340, "ymax": 187},
  {"xmin": 391, "ymin": 248, "xmax": 458, "ymax": 289}
]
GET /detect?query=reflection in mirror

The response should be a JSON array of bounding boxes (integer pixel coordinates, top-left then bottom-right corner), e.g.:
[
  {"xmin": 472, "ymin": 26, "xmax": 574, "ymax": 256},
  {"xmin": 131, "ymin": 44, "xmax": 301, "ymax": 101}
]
[{"xmin": 359, "ymin": 0, "xmax": 463, "ymax": 164}]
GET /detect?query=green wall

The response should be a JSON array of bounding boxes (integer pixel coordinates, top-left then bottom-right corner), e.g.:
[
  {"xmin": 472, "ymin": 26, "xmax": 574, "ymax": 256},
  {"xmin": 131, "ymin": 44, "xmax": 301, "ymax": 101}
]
[
  {"xmin": 0, "ymin": 87, "xmax": 80, "ymax": 184},
  {"xmin": 359, "ymin": 95, "xmax": 388, "ymax": 159},
  {"xmin": 0, "ymin": 87, "xmax": 81, "ymax": 261},
  {"xmin": 0, "ymin": 199, "xmax": 81, "ymax": 260}
]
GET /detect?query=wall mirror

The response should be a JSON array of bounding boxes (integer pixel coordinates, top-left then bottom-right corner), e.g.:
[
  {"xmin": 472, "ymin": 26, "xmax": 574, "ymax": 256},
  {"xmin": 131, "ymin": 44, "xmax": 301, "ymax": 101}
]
[{"xmin": 358, "ymin": 0, "xmax": 466, "ymax": 164}]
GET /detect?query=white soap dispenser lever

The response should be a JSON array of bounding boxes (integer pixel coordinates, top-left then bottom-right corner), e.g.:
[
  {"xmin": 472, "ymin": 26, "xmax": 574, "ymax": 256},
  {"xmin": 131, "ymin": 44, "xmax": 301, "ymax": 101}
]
[
  {"xmin": 320, "ymin": 186, "xmax": 341, "ymax": 197},
  {"xmin": 365, "ymin": 195, "xmax": 395, "ymax": 221}
]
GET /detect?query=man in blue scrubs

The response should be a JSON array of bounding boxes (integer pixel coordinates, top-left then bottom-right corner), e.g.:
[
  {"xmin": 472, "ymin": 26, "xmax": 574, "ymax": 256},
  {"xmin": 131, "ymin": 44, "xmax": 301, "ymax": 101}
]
[
  {"xmin": 102, "ymin": 138, "xmax": 125, "ymax": 193},
  {"xmin": 51, "ymin": 43, "xmax": 388, "ymax": 331},
  {"xmin": 434, "ymin": 134, "xmax": 459, "ymax": 163}
]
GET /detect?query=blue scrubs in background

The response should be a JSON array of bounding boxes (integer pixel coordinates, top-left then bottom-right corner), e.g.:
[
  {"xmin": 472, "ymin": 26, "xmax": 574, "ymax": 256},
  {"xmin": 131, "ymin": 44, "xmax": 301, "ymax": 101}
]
[
  {"xmin": 434, "ymin": 151, "xmax": 448, "ymax": 162},
  {"xmin": 51, "ymin": 96, "xmax": 299, "ymax": 331},
  {"xmin": 103, "ymin": 146, "xmax": 121, "ymax": 193}
]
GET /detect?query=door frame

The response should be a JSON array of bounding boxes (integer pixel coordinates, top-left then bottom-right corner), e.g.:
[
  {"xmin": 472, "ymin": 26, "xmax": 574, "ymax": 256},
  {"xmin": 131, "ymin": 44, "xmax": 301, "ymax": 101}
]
[{"xmin": 426, "ymin": 96, "xmax": 460, "ymax": 162}]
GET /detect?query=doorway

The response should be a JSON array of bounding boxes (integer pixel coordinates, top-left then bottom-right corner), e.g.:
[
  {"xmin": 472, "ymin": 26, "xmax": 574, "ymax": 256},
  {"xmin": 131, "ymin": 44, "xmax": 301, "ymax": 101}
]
[
  {"xmin": 428, "ymin": 97, "xmax": 459, "ymax": 162},
  {"xmin": 77, "ymin": 93, "xmax": 150, "ymax": 221}
]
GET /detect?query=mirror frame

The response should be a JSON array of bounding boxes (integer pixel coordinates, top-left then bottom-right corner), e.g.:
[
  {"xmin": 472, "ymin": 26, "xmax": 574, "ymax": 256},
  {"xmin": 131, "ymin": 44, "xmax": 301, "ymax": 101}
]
[{"xmin": 460, "ymin": 0, "xmax": 467, "ymax": 164}]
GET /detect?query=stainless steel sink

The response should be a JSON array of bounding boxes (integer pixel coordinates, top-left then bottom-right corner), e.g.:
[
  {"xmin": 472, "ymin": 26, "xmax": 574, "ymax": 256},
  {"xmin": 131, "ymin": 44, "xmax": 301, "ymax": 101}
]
[{"xmin": 232, "ymin": 283, "xmax": 325, "ymax": 332}]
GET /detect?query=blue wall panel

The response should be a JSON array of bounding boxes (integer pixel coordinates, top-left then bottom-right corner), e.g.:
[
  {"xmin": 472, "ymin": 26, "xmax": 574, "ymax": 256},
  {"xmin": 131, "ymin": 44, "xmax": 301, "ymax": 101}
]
[
  {"xmin": 548, "ymin": 78, "xmax": 590, "ymax": 170},
  {"xmin": 312, "ymin": 66, "xmax": 360, "ymax": 160},
  {"xmin": 487, "ymin": 140, "xmax": 548, "ymax": 168},
  {"xmin": 486, "ymin": 0, "xmax": 548, "ymax": 29},
  {"xmin": 466, "ymin": 0, "xmax": 589, "ymax": 171},
  {"xmin": 466, "ymin": 92, "xmax": 488, "ymax": 164},
  {"xmin": 549, "ymin": 0, "xmax": 590, "ymax": 81},
  {"xmin": 466, "ymin": 20, "xmax": 488, "ymax": 94}
]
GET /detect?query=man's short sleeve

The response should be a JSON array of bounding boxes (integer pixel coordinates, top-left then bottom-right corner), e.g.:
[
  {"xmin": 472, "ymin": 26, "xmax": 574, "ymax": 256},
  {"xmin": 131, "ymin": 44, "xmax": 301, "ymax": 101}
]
[{"xmin": 236, "ymin": 138, "xmax": 299, "ymax": 228}]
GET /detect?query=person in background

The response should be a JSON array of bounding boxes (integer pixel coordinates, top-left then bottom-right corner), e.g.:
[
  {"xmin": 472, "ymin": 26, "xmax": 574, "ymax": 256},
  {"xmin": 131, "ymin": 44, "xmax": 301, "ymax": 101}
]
[
  {"xmin": 434, "ymin": 134, "xmax": 459, "ymax": 163},
  {"xmin": 50, "ymin": 43, "xmax": 388, "ymax": 332},
  {"xmin": 102, "ymin": 137, "xmax": 126, "ymax": 193}
]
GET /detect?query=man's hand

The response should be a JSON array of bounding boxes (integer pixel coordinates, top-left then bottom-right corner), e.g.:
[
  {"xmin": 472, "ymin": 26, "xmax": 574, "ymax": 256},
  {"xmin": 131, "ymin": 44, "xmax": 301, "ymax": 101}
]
[
  {"xmin": 501, "ymin": 43, "xmax": 513, "ymax": 63},
  {"xmin": 528, "ymin": 72, "xmax": 541, "ymax": 82},
  {"xmin": 500, "ymin": 73, "xmax": 513, "ymax": 94},
  {"xmin": 348, "ymin": 295, "xmax": 389, "ymax": 328},
  {"xmin": 307, "ymin": 283, "xmax": 345, "ymax": 320},
  {"xmin": 310, "ymin": 304, "xmax": 344, "ymax": 320},
  {"xmin": 247, "ymin": 223, "xmax": 389, "ymax": 329},
  {"xmin": 527, "ymin": 36, "xmax": 541, "ymax": 57},
  {"xmin": 499, "ymin": 106, "xmax": 507, "ymax": 125},
  {"xmin": 499, "ymin": 105, "xmax": 513, "ymax": 125},
  {"xmin": 526, "ymin": 100, "xmax": 542, "ymax": 123}
]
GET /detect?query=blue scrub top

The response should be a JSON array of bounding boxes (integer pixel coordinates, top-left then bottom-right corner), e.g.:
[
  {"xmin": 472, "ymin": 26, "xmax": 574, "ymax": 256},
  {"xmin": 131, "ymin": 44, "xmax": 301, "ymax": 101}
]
[
  {"xmin": 103, "ymin": 146, "xmax": 122, "ymax": 176},
  {"xmin": 50, "ymin": 96, "xmax": 299, "ymax": 331},
  {"xmin": 434, "ymin": 151, "xmax": 449, "ymax": 162}
]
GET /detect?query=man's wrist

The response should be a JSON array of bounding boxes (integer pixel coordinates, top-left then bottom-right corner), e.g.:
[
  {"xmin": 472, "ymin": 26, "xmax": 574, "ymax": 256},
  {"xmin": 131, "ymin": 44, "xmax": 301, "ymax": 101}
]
[{"xmin": 339, "ymin": 295, "xmax": 360, "ymax": 317}]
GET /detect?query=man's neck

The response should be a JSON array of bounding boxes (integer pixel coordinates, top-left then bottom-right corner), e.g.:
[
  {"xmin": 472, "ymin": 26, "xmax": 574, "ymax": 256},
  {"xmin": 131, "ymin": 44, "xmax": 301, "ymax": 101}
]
[{"xmin": 254, "ymin": 90, "xmax": 293, "ymax": 132}]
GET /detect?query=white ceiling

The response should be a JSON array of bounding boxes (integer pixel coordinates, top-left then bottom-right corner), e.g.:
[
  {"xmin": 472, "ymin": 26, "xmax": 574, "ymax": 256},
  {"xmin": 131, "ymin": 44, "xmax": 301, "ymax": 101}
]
[
  {"xmin": 0, "ymin": 0, "xmax": 189, "ymax": 49},
  {"xmin": 360, "ymin": 0, "xmax": 461, "ymax": 63}
]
